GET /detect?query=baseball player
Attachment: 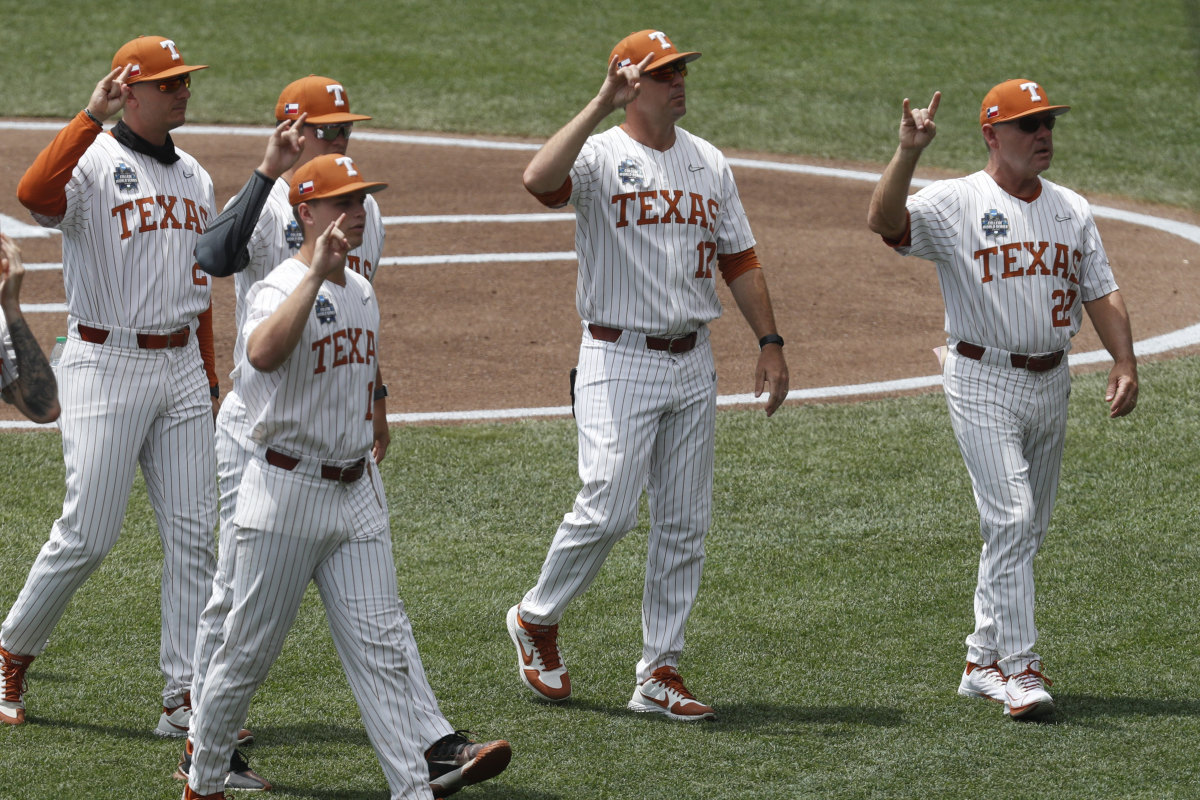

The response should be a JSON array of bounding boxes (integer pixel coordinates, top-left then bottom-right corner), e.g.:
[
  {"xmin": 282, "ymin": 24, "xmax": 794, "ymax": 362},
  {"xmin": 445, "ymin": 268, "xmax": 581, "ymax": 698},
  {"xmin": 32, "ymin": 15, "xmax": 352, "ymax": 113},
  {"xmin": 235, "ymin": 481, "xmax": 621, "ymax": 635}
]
[
  {"xmin": 183, "ymin": 154, "xmax": 509, "ymax": 800},
  {"xmin": 1, "ymin": 36, "xmax": 219, "ymax": 733},
  {"xmin": 866, "ymin": 80, "xmax": 1138, "ymax": 720},
  {"xmin": 507, "ymin": 29, "xmax": 789, "ymax": 721},
  {"xmin": 0, "ymin": 233, "xmax": 60, "ymax": 424},
  {"xmin": 185, "ymin": 76, "xmax": 507, "ymax": 797}
]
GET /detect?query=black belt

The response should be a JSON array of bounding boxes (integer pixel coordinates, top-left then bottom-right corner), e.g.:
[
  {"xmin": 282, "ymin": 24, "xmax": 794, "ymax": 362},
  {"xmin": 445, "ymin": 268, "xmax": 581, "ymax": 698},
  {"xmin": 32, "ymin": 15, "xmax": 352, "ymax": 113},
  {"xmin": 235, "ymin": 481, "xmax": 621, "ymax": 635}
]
[
  {"xmin": 78, "ymin": 324, "xmax": 190, "ymax": 349},
  {"xmin": 265, "ymin": 448, "xmax": 366, "ymax": 483},
  {"xmin": 955, "ymin": 341, "xmax": 1065, "ymax": 373},
  {"xmin": 588, "ymin": 324, "xmax": 697, "ymax": 354}
]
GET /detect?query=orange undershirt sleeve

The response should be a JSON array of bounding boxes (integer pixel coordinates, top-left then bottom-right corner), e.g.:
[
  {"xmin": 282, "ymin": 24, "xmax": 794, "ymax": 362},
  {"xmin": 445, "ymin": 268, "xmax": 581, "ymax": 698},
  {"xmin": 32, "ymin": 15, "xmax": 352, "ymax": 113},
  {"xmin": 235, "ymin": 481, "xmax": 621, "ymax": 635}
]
[
  {"xmin": 17, "ymin": 110, "xmax": 104, "ymax": 218},
  {"xmin": 196, "ymin": 304, "xmax": 218, "ymax": 392},
  {"xmin": 527, "ymin": 177, "xmax": 572, "ymax": 209},
  {"xmin": 716, "ymin": 247, "xmax": 762, "ymax": 286}
]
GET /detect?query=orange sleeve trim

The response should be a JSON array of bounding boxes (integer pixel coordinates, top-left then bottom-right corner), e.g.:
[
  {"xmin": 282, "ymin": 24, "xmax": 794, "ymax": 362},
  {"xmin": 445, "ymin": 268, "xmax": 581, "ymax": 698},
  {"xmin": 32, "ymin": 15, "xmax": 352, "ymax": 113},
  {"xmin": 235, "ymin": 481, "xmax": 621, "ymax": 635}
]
[
  {"xmin": 717, "ymin": 247, "xmax": 761, "ymax": 286},
  {"xmin": 16, "ymin": 110, "xmax": 103, "ymax": 218},
  {"xmin": 881, "ymin": 210, "xmax": 912, "ymax": 249},
  {"xmin": 527, "ymin": 176, "xmax": 572, "ymax": 208},
  {"xmin": 196, "ymin": 304, "xmax": 218, "ymax": 389}
]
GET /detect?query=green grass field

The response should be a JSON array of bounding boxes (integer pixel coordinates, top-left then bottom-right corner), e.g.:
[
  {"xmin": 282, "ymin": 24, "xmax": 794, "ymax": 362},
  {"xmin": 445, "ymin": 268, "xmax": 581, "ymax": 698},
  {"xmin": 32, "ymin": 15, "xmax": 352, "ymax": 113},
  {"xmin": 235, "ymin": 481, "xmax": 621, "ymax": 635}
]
[{"xmin": 2, "ymin": 1, "xmax": 1199, "ymax": 798}]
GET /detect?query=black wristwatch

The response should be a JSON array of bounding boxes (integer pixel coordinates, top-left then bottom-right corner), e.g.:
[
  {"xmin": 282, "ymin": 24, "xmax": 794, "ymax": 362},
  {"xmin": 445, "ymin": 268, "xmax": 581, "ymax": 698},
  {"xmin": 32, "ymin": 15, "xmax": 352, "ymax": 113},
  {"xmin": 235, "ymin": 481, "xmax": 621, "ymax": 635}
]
[
  {"xmin": 373, "ymin": 384, "xmax": 389, "ymax": 402},
  {"xmin": 758, "ymin": 334, "xmax": 784, "ymax": 350}
]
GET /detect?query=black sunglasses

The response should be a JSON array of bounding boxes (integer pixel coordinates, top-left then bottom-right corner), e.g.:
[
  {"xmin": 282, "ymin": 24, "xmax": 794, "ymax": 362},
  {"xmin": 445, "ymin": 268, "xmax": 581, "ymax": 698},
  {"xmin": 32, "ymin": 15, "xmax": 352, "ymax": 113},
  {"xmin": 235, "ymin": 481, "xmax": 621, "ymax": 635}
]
[
  {"xmin": 313, "ymin": 123, "xmax": 353, "ymax": 141},
  {"xmin": 1014, "ymin": 114, "xmax": 1056, "ymax": 133},
  {"xmin": 646, "ymin": 61, "xmax": 688, "ymax": 81}
]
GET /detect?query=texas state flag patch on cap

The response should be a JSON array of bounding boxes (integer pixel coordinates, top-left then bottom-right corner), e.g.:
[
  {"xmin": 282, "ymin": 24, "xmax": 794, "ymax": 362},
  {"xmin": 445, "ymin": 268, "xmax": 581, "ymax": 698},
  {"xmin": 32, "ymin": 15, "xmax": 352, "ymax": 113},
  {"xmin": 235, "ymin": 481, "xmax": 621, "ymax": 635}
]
[
  {"xmin": 985, "ymin": 105, "xmax": 1000, "ymax": 119},
  {"xmin": 297, "ymin": 180, "xmax": 315, "ymax": 196},
  {"xmin": 284, "ymin": 102, "xmax": 300, "ymax": 114}
]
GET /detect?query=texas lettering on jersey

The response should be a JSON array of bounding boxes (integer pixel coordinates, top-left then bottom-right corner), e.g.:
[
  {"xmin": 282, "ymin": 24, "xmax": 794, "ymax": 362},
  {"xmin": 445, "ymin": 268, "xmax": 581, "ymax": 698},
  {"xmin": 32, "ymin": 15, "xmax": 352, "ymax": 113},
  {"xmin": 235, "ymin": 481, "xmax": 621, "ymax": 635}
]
[
  {"xmin": 610, "ymin": 189, "xmax": 720, "ymax": 232},
  {"xmin": 311, "ymin": 327, "xmax": 376, "ymax": 375},
  {"xmin": 973, "ymin": 241, "xmax": 1082, "ymax": 285},
  {"xmin": 111, "ymin": 194, "xmax": 210, "ymax": 240}
]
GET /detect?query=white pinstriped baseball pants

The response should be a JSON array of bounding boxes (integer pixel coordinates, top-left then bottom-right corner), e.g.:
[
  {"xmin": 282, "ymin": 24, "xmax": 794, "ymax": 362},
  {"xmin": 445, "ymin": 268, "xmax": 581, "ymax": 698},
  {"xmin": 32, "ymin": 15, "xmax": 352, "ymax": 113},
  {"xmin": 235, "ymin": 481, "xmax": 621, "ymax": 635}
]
[
  {"xmin": 943, "ymin": 347, "xmax": 1070, "ymax": 676},
  {"xmin": 0, "ymin": 335, "xmax": 217, "ymax": 705},
  {"xmin": 191, "ymin": 394, "xmax": 453, "ymax": 748},
  {"xmin": 521, "ymin": 324, "xmax": 717, "ymax": 684},
  {"xmin": 188, "ymin": 456, "xmax": 434, "ymax": 800}
]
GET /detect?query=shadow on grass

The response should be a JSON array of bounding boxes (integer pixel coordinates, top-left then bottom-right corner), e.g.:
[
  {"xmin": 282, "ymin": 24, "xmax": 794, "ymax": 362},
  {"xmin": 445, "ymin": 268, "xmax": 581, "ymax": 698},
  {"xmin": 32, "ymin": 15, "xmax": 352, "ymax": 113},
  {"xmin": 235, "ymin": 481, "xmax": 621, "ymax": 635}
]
[
  {"xmin": 268, "ymin": 785, "xmax": 559, "ymax": 800},
  {"xmin": 563, "ymin": 697, "xmax": 906, "ymax": 731},
  {"xmin": 1050, "ymin": 693, "xmax": 1200, "ymax": 723}
]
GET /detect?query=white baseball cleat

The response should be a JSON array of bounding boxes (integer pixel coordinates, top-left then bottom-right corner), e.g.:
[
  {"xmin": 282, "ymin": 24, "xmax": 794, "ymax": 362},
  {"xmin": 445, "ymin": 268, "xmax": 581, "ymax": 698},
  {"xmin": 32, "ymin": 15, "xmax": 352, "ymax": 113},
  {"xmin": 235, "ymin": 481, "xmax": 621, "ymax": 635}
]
[
  {"xmin": 506, "ymin": 605, "xmax": 571, "ymax": 702},
  {"xmin": 628, "ymin": 665, "xmax": 716, "ymax": 721},
  {"xmin": 957, "ymin": 660, "xmax": 1006, "ymax": 704},
  {"xmin": 1004, "ymin": 661, "xmax": 1054, "ymax": 720},
  {"xmin": 155, "ymin": 692, "xmax": 253, "ymax": 745}
]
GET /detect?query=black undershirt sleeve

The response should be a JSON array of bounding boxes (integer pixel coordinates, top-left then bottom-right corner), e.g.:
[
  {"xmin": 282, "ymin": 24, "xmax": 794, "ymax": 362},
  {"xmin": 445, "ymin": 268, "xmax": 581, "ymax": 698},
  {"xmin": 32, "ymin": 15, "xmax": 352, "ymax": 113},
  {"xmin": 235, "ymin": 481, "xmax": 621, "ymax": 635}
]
[{"xmin": 194, "ymin": 170, "xmax": 277, "ymax": 277}]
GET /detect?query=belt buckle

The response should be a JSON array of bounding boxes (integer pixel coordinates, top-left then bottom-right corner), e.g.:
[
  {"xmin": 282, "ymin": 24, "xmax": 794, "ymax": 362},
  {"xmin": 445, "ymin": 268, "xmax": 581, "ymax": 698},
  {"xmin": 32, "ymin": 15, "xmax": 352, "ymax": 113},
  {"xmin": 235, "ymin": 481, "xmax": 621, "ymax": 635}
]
[{"xmin": 665, "ymin": 334, "xmax": 690, "ymax": 354}]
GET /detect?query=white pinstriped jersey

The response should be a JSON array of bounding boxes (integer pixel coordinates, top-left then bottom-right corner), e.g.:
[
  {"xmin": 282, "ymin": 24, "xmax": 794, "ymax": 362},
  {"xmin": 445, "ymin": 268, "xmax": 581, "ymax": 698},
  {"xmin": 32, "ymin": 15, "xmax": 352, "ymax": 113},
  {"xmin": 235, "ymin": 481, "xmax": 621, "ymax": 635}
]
[
  {"xmin": 897, "ymin": 171, "xmax": 1118, "ymax": 354},
  {"xmin": 34, "ymin": 134, "xmax": 214, "ymax": 331},
  {"xmin": 0, "ymin": 310, "xmax": 15, "ymax": 390},
  {"xmin": 239, "ymin": 259, "xmax": 379, "ymax": 461},
  {"xmin": 228, "ymin": 180, "xmax": 383, "ymax": 383},
  {"xmin": 567, "ymin": 125, "xmax": 755, "ymax": 335}
]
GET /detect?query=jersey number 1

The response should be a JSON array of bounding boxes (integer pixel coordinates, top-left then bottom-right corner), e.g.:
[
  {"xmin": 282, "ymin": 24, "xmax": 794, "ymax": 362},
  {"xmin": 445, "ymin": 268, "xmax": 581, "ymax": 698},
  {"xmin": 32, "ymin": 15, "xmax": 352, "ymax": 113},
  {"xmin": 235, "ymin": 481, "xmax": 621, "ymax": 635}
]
[{"xmin": 695, "ymin": 242, "xmax": 716, "ymax": 279}]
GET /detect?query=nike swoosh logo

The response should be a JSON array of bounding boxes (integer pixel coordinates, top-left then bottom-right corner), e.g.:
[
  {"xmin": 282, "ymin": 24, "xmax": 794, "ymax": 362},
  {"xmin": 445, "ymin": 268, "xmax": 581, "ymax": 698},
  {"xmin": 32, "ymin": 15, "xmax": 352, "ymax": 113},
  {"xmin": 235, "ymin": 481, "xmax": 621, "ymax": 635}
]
[
  {"xmin": 1055, "ymin": 214, "xmax": 1071, "ymax": 221},
  {"xmin": 688, "ymin": 165, "xmax": 704, "ymax": 172},
  {"xmin": 517, "ymin": 639, "xmax": 534, "ymax": 667},
  {"xmin": 184, "ymin": 171, "xmax": 195, "ymax": 178},
  {"xmin": 640, "ymin": 689, "xmax": 670, "ymax": 709}
]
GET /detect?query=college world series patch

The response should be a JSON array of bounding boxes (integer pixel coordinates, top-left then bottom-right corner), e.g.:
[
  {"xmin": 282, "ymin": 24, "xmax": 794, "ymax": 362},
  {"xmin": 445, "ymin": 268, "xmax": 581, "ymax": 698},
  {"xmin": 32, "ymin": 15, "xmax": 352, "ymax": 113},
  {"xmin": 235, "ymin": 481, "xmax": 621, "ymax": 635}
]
[
  {"xmin": 617, "ymin": 157, "xmax": 651, "ymax": 190},
  {"xmin": 315, "ymin": 294, "xmax": 337, "ymax": 324},
  {"xmin": 981, "ymin": 208, "xmax": 1009, "ymax": 238},
  {"xmin": 113, "ymin": 162, "xmax": 138, "ymax": 193}
]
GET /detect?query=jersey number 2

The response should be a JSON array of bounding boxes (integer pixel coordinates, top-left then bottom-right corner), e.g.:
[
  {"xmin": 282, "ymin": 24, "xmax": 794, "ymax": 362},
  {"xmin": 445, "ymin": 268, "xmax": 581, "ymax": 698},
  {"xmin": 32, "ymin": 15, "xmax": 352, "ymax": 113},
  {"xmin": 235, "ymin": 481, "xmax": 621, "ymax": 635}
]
[
  {"xmin": 694, "ymin": 242, "xmax": 716, "ymax": 279},
  {"xmin": 1051, "ymin": 288, "xmax": 1077, "ymax": 327}
]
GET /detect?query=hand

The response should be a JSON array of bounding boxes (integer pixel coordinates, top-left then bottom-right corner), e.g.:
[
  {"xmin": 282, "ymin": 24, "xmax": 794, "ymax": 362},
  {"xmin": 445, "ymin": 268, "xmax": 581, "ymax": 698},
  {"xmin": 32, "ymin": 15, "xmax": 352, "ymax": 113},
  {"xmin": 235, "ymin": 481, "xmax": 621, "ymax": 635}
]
[
  {"xmin": 754, "ymin": 345, "xmax": 790, "ymax": 417},
  {"xmin": 87, "ymin": 64, "xmax": 133, "ymax": 123},
  {"xmin": 1104, "ymin": 362, "xmax": 1138, "ymax": 418},
  {"xmin": 258, "ymin": 113, "xmax": 307, "ymax": 180},
  {"xmin": 371, "ymin": 402, "xmax": 390, "ymax": 464},
  {"xmin": 310, "ymin": 214, "xmax": 351, "ymax": 278},
  {"xmin": 899, "ymin": 91, "xmax": 940, "ymax": 151},
  {"xmin": 0, "ymin": 233, "xmax": 25, "ymax": 315},
  {"xmin": 597, "ymin": 53, "xmax": 653, "ymax": 112}
]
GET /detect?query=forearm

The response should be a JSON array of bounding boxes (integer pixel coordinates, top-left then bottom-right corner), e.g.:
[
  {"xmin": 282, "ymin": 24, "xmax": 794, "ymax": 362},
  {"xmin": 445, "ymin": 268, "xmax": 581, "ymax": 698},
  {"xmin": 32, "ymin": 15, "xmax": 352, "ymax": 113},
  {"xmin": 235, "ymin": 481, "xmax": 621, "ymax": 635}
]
[
  {"xmin": 523, "ymin": 97, "xmax": 614, "ymax": 195},
  {"xmin": 194, "ymin": 170, "xmax": 276, "ymax": 277},
  {"xmin": 867, "ymin": 146, "xmax": 922, "ymax": 239},
  {"xmin": 727, "ymin": 267, "xmax": 780, "ymax": 340},
  {"xmin": 3, "ymin": 313, "xmax": 59, "ymax": 423},
  {"xmin": 1085, "ymin": 290, "xmax": 1137, "ymax": 365},
  {"xmin": 245, "ymin": 272, "xmax": 324, "ymax": 372}
]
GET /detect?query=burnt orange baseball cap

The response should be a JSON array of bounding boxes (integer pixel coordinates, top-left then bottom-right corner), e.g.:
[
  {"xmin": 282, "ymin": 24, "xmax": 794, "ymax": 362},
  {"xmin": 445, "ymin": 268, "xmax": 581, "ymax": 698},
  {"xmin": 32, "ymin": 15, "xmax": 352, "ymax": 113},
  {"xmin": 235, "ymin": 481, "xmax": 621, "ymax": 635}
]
[
  {"xmin": 276, "ymin": 75, "xmax": 372, "ymax": 124},
  {"xmin": 113, "ymin": 36, "xmax": 208, "ymax": 84},
  {"xmin": 289, "ymin": 154, "xmax": 387, "ymax": 206},
  {"xmin": 610, "ymin": 29, "xmax": 700, "ymax": 73},
  {"xmin": 980, "ymin": 79, "xmax": 1070, "ymax": 126}
]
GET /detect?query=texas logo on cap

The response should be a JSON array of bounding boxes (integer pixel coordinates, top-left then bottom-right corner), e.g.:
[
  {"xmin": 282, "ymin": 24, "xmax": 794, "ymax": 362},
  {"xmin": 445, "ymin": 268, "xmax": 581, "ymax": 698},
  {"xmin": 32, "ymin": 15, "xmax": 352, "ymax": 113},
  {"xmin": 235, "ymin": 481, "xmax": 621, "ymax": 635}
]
[
  {"xmin": 275, "ymin": 75, "xmax": 373, "ymax": 124},
  {"xmin": 112, "ymin": 35, "xmax": 208, "ymax": 84}
]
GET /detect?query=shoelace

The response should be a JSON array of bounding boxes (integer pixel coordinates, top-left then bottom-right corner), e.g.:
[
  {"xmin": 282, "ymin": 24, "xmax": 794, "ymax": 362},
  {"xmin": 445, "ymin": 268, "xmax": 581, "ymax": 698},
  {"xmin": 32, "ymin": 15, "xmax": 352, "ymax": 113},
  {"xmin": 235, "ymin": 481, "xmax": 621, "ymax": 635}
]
[
  {"xmin": 1013, "ymin": 665, "xmax": 1053, "ymax": 690},
  {"xmin": 2, "ymin": 658, "xmax": 29, "ymax": 702},
  {"xmin": 526, "ymin": 627, "xmax": 563, "ymax": 671},
  {"xmin": 427, "ymin": 730, "xmax": 475, "ymax": 760},
  {"xmin": 651, "ymin": 669, "xmax": 696, "ymax": 699}
]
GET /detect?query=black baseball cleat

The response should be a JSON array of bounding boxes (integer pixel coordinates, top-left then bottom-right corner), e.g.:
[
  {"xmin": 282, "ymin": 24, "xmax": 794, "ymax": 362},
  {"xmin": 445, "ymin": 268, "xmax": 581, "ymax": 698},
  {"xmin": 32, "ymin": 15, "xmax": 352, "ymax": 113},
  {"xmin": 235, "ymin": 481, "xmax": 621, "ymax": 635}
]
[{"xmin": 426, "ymin": 730, "xmax": 512, "ymax": 796}]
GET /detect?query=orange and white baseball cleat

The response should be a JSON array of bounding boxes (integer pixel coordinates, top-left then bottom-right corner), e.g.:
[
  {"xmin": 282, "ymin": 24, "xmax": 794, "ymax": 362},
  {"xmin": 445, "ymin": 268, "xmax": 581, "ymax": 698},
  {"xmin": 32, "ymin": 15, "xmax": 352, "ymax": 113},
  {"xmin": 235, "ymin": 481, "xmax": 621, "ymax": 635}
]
[
  {"xmin": 628, "ymin": 665, "xmax": 716, "ymax": 721},
  {"xmin": 506, "ymin": 605, "xmax": 571, "ymax": 702}
]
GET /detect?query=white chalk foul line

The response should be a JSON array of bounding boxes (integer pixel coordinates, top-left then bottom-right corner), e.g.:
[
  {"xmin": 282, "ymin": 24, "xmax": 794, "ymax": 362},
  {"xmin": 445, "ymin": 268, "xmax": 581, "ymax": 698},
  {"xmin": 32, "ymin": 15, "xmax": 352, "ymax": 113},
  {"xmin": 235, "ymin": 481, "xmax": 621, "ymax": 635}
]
[{"xmin": 2, "ymin": 122, "xmax": 1196, "ymax": 427}]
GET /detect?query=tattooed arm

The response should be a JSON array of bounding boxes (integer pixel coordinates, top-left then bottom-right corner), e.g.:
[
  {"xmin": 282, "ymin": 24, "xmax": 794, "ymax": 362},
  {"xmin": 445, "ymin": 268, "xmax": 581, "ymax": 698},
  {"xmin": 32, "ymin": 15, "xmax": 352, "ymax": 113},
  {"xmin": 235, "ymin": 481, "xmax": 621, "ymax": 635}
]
[{"xmin": 0, "ymin": 234, "xmax": 60, "ymax": 423}]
